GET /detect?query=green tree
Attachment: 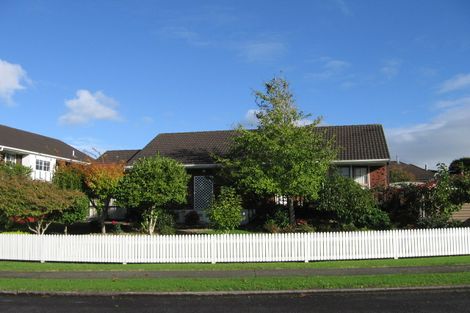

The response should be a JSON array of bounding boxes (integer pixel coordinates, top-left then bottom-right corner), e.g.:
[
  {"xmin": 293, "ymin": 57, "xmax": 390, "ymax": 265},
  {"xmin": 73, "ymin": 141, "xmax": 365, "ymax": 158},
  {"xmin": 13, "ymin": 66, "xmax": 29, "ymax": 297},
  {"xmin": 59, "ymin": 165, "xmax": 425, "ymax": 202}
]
[
  {"xmin": 80, "ymin": 163, "xmax": 125, "ymax": 234},
  {"xmin": 390, "ymin": 167, "xmax": 415, "ymax": 183},
  {"xmin": 116, "ymin": 155, "xmax": 189, "ymax": 235},
  {"xmin": 53, "ymin": 163, "xmax": 89, "ymax": 234},
  {"xmin": 0, "ymin": 162, "xmax": 32, "ymax": 179},
  {"xmin": 449, "ymin": 157, "xmax": 470, "ymax": 175},
  {"xmin": 206, "ymin": 187, "xmax": 244, "ymax": 231},
  {"xmin": 0, "ymin": 174, "xmax": 85, "ymax": 234},
  {"xmin": 317, "ymin": 173, "xmax": 390, "ymax": 229},
  {"xmin": 221, "ymin": 77, "xmax": 336, "ymax": 224},
  {"xmin": 417, "ymin": 163, "xmax": 462, "ymax": 227}
]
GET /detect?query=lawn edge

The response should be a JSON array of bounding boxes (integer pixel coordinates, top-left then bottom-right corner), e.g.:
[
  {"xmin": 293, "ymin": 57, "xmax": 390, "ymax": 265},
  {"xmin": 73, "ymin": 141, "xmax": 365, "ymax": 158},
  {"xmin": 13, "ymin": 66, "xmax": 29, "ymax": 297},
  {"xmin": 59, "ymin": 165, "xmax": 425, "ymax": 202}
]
[{"xmin": 1, "ymin": 285, "xmax": 470, "ymax": 297}]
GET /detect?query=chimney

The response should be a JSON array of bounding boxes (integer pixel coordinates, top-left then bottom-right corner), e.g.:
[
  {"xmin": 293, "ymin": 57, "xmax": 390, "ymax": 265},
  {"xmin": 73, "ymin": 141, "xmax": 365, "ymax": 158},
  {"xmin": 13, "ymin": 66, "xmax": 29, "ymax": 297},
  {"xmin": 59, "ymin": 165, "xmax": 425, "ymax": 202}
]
[{"xmin": 425, "ymin": 164, "xmax": 427, "ymax": 171}]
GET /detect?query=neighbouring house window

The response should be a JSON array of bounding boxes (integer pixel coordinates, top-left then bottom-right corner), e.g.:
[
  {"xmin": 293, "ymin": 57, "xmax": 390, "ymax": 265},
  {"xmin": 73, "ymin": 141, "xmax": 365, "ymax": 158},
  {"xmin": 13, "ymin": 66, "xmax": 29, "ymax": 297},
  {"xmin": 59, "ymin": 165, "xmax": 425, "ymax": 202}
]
[
  {"xmin": 338, "ymin": 166, "xmax": 350, "ymax": 178},
  {"xmin": 353, "ymin": 167, "xmax": 369, "ymax": 186},
  {"xmin": 4, "ymin": 153, "xmax": 16, "ymax": 164},
  {"xmin": 35, "ymin": 159, "xmax": 51, "ymax": 172}
]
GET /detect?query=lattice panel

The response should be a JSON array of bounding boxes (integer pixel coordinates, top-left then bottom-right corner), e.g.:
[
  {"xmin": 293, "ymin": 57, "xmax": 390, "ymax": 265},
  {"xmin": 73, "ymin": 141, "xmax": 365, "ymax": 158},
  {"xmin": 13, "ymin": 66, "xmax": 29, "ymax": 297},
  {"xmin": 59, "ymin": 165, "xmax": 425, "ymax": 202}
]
[{"xmin": 194, "ymin": 176, "xmax": 213, "ymax": 212}]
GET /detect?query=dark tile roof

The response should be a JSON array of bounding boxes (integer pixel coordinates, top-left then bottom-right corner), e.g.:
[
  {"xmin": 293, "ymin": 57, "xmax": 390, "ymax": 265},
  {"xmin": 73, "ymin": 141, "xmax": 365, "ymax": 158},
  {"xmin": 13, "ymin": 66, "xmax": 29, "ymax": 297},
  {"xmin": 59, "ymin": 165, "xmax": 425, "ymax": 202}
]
[
  {"xmin": 389, "ymin": 161, "xmax": 436, "ymax": 182},
  {"xmin": 96, "ymin": 149, "xmax": 140, "ymax": 164},
  {"xmin": 318, "ymin": 124, "xmax": 390, "ymax": 161},
  {"xmin": 0, "ymin": 124, "xmax": 91, "ymax": 162},
  {"xmin": 129, "ymin": 124, "xmax": 390, "ymax": 165}
]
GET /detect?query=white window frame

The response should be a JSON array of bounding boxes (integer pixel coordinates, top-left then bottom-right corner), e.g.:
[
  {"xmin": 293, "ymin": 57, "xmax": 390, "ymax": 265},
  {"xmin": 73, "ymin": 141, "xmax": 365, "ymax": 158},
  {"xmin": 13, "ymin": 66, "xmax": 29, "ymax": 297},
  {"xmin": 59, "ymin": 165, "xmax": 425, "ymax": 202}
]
[
  {"xmin": 35, "ymin": 159, "xmax": 51, "ymax": 172},
  {"xmin": 353, "ymin": 166, "xmax": 369, "ymax": 187},
  {"xmin": 4, "ymin": 153, "xmax": 16, "ymax": 164}
]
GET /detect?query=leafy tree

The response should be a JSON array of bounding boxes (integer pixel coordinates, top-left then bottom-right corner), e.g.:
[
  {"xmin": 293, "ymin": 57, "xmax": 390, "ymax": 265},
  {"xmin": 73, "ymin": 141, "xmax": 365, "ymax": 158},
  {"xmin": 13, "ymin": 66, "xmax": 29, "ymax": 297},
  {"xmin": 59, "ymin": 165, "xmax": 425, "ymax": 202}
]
[
  {"xmin": 0, "ymin": 162, "xmax": 32, "ymax": 179},
  {"xmin": 317, "ymin": 174, "xmax": 390, "ymax": 230},
  {"xmin": 52, "ymin": 163, "xmax": 89, "ymax": 234},
  {"xmin": 383, "ymin": 164, "xmax": 465, "ymax": 228},
  {"xmin": 80, "ymin": 163, "xmax": 125, "ymax": 234},
  {"xmin": 220, "ymin": 77, "xmax": 336, "ymax": 224},
  {"xmin": 390, "ymin": 167, "xmax": 414, "ymax": 183},
  {"xmin": 116, "ymin": 155, "xmax": 189, "ymax": 235},
  {"xmin": 52, "ymin": 162, "xmax": 85, "ymax": 191},
  {"xmin": 206, "ymin": 187, "xmax": 244, "ymax": 231},
  {"xmin": 0, "ymin": 174, "xmax": 85, "ymax": 234},
  {"xmin": 449, "ymin": 157, "xmax": 470, "ymax": 175},
  {"xmin": 417, "ymin": 163, "xmax": 462, "ymax": 227}
]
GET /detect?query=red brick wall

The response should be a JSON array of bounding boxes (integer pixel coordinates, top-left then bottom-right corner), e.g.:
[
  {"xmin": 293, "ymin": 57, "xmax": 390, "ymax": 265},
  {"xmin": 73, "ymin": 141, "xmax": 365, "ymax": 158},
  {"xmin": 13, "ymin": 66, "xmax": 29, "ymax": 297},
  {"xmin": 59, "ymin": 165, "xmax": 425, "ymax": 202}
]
[{"xmin": 369, "ymin": 165, "xmax": 389, "ymax": 188}]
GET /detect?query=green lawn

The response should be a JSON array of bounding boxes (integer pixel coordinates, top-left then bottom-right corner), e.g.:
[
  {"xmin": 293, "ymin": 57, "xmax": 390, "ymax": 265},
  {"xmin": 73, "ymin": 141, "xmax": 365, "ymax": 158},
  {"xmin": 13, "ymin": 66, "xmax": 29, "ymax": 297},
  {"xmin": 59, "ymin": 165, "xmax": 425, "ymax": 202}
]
[
  {"xmin": 1, "ymin": 255, "xmax": 470, "ymax": 272},
  {"xmin": 1, "ymin": 272, "xmax": 470, "ymax": 292}
]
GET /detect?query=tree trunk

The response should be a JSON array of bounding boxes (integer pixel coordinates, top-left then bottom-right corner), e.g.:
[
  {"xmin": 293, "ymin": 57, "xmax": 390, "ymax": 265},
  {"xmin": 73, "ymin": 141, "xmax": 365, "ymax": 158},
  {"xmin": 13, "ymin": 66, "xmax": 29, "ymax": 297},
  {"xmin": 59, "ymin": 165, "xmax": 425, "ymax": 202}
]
[
  {"xmin": 287, "ymin": 197, "xmax": 296, "ymax": 225},
  {"xmin": 100, "ymin": 200, "xmax": 109, "ymax": 234}
]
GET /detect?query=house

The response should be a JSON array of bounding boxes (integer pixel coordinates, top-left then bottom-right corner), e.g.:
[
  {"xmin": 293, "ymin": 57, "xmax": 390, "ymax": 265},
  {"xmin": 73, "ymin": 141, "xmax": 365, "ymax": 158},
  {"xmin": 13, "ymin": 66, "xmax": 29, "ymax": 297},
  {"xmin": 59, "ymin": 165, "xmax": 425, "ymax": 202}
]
[
  {"xmin": 0, "ymin": 124, "xmax": 91, "ymax": 181},
  {"xmin": 389, "ymin": 161, "xmax": 436, "ymax": 184},
  {"xmin": 101, "ymin": 124, "xmax": 390, "ymax": 222}
]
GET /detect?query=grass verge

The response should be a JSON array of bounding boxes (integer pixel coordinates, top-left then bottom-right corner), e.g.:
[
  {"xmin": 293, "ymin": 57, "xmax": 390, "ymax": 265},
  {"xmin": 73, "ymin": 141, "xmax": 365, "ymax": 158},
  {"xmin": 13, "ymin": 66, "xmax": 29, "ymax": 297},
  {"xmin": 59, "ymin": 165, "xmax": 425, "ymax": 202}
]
[
  {"xmin": 0, "ymin": 255, "xmax": 470, "ymax": 272},
  {"xmin": 1, "ymin": 272, "xmax": 470, "ymax": 292}
]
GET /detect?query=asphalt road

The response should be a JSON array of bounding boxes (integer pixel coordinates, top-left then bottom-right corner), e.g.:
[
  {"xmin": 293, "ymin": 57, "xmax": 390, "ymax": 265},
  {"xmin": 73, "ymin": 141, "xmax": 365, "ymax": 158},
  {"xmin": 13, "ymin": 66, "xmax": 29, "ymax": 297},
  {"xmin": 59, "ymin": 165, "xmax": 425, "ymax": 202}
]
[{"xmin": 1, "ymin": 288, "xmax": 470, "ymax": 313}]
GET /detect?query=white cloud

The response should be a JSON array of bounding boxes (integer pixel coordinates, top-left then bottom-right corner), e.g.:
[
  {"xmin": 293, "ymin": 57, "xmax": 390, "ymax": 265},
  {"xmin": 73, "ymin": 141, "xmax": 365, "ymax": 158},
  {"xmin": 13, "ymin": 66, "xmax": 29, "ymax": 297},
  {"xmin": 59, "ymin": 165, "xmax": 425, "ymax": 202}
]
[
  {"xmin": 332, "ymin": 0, "xmax": 353, "ymax": 16},
  {"xmin": 244, "ymin": 109, "xmax": 260, "ymax": 126},
  {"xmin": 0, "ymin": 59, "xmax": 29, "ymax": 105},
  {"xmin": 59, "ymin": 90, "xmax": 121, "ymax": 125},
  {"xmin": 438, "ymin": 73, "xmax": 470, "ymax": 94},
  {"xmin": 306, "ymin": 57, "xmax": 350, "ymax": 80},
  {"xmin": 435, "ymin": 96, "xmax": 470, "ymax": 109},
  {"xmin": 380, "ymin": 59, "xmax": 401, "ymax": 79},
  {"xmin": 235, "ymin": 40, "xmax": 286, "ymax": 62},
  {"xmin": 387, "ymin": 102, "xmax": 470, "ymax": 169},
  {"xmin": 158, "ymin": 26, "xmax": 212, "ymax": 47}
]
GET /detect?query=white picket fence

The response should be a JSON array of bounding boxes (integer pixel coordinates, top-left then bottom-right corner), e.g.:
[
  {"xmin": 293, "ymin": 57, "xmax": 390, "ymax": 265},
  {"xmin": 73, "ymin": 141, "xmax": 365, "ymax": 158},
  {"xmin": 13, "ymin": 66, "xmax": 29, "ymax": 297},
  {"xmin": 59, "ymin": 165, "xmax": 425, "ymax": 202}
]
[{"xmin": 1, "ymin": 228, "xmax": 469, "ymax": 264}]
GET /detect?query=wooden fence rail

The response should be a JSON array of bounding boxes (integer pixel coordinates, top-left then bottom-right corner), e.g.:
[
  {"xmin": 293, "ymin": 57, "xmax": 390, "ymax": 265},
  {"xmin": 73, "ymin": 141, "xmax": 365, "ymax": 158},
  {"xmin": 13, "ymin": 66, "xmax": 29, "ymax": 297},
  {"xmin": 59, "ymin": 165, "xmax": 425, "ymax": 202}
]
[{"xmin": 1, "ymin": 228, "xmax": 469, "ymax": 264}]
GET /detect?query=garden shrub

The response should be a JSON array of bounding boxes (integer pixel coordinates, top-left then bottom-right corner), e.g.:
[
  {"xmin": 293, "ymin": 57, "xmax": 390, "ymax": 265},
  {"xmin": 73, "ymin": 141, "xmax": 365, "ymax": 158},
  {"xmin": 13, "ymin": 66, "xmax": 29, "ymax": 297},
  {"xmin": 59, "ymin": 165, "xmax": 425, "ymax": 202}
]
[
  {"xmin": 206, "ymin": 187, "xmax": 244, "ymax": 231},
  {"xmin": 317, "ymin": 174, "xmax": 390, "ymax": 230},
  {"xmin": 156, "ymin": 209, "xmax": 176, "ymax": 235},
  {"xmin": 263, "ymin": 207, "xmax": 291, "ymax": 233}
]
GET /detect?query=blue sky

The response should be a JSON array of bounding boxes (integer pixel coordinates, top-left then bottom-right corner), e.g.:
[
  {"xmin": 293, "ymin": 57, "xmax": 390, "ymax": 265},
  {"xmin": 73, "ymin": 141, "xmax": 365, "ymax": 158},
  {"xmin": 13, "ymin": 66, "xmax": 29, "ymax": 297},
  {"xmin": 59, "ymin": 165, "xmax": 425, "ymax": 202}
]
[{"xmin": 1, "ymin": 0, "xmax": 470, "ymax": 168}]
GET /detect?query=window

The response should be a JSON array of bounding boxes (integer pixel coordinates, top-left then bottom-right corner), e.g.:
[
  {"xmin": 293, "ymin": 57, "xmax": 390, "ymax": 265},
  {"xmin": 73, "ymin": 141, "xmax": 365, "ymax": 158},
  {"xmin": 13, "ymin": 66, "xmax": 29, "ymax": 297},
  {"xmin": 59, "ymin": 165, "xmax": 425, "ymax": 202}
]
[
  {"xmin": 353, "ymin": 167, "xmax": 369, "ymax": 186},
  {"xmin": 35, "ymin": 159, "xmax": 51, "ymax": 172},
  {"xmin": 4, "ymin": 153, "xmax": 16, "ymax": 164},
  {"xmin": 338, "ymin": 166, "xmax": 350, "ymax": 178}
]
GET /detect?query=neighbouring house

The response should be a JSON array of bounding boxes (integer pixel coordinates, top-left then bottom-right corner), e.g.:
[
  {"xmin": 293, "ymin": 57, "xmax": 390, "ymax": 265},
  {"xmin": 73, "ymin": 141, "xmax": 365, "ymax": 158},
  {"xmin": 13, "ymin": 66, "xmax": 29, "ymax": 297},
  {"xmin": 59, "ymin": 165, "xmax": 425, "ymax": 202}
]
[
  {"xmin": 389, "ymin": 161, "xmax": 436, "ymax": 184},
  {"xmin": 101, "ymin": 124, "xmax": 391, "ymax": 223},
  {"xmin": 0, "ymin": 124, "xmax": 91, "ymax": 181}
]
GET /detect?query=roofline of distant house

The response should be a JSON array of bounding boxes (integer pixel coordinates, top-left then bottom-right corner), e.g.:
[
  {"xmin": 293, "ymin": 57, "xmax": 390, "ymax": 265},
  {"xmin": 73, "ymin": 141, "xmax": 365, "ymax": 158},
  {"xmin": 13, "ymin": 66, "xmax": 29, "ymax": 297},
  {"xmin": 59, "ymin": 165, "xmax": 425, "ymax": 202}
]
[{"xmin": 0, "ymin": 145, "xmax": 90, "ymax": 164}]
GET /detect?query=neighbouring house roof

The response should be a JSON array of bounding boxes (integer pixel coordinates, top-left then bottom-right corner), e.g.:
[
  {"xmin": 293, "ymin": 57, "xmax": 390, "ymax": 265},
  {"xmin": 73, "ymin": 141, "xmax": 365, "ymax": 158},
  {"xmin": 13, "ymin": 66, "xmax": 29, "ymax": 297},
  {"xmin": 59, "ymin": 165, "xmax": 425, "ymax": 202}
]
[
  {"xmin": 0, "ymin": 124, "xmax": 91, "ymax": 162},
  {"xmin": 389, "ymin": 161, "xmax": 436, "ymax": 182},
  {"xmin": 128, "ymin": 124, "xmax": 390, "ymax": 165},
  {"xmin": 96, "ymin": 149, "xmax": 140, "ymax": 164}
]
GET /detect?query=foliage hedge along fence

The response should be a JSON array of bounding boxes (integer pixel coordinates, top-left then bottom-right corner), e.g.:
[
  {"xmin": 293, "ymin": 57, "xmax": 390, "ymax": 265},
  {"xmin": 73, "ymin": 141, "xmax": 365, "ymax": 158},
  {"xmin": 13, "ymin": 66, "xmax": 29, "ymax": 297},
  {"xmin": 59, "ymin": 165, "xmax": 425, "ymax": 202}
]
[{"xmin": 1, "ymin": 228, "xmax": 469, "ymax": 264}]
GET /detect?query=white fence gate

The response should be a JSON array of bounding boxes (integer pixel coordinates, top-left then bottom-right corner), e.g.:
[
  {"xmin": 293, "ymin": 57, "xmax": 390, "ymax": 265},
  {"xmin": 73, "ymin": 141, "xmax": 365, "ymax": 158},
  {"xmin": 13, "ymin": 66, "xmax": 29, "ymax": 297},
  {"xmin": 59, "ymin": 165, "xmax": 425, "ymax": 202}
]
[{"xmin": 1, "ymin": 228, "xmax": 469, "ymax": 264}]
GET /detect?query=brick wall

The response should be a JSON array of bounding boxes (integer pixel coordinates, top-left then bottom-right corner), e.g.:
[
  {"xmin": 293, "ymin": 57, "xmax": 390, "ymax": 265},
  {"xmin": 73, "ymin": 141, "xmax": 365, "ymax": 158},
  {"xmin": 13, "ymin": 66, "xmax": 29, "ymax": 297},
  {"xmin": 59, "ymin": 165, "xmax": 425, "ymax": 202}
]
[{"xmin": 369, "ymin": 165, "xmax": 389, "ymax": 188}]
